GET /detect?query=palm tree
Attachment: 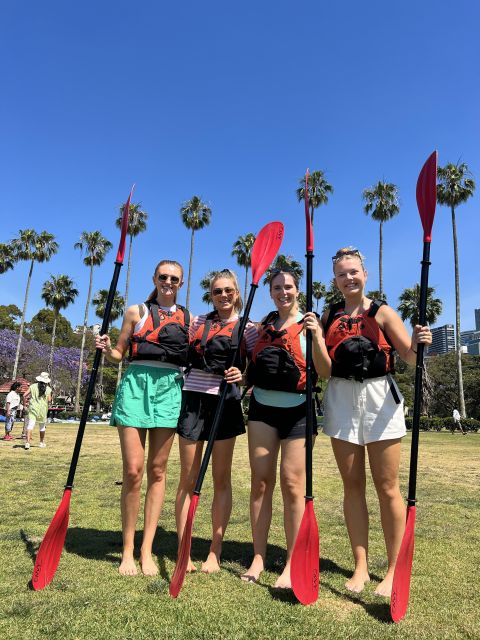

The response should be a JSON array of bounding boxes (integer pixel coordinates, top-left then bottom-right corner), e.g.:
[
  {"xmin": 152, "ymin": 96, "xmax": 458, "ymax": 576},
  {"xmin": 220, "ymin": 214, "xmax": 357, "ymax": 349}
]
[
  {"xmin": 398, "ymin": 285, "xmax": 443, "ymax": 328},
  {"xmin": 11, "ymin": 230, "xmax": 58, "ymax": 379},
  {"xmin": 263, "ymin": 255, "xmax": 304, "ymax": 286},
  {"xmin": 200, "ymin": 271, "xmax": 216, "ymax": 308},
  {"xmin": 92, "ymin": 288, "xmax": 124, "ymax": 412},
  {"xmin": 180, "ymin": 196, "xmax": 212, "ymax": 309},
  {"xmin": 74, "ymin": 231, "xmax": 113, "ymax": 413},
  {"xmin": 323, "ymin": 279, "xmax": 345, "ymax": 312},
  {"xmin": 232, "ymin": 233, "xmax": 255, "ymax": 303},
  {"xmin": 312, "ymin": 281, "xmax": 326, "ymax": 312},
  {"xmin": 41, "ymin": 275, "xmax": 79, "ymax": 374},
  {"xmin": 297, "ymin": 292, "xmax": 307, "ymax": 313},
  {"xmin": 115, "ymin": 201, "xmax": 148, "ymax": 387},
  {"xmin": 437, "ymin": 162, "xmax": 476, "ymax": 418},
  {"xmin": 296, "ymin": 170, "xmax": 334, "ymax": 223},
  {"xmin": 366, "ymin": 289, "xmax": 387, "ymax": 302},
  {"xmin": 0, "ymin": 243, "xmax": 16, "ymax": 274},
  {"xmin": 362, "ymin": 181, "xmax": 400, "ymax": 298}
]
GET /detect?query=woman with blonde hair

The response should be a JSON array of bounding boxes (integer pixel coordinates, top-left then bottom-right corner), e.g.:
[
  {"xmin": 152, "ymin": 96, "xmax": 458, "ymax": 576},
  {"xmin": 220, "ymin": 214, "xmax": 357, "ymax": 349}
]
[
  {"xmin": 96, "ymin": 259, "xmax": 189, "ymax": 576},
  {"xmin": 175, "ymin": 269, "xmax": 257, "ymax": 574}
]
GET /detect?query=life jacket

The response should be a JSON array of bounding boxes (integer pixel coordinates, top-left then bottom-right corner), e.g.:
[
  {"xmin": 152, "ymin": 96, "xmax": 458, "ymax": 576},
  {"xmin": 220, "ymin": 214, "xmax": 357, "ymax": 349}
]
[
  {"xmin": 129, "ymin": 302, "xmax": 190, "ymax": 366},
  {"xmin": 188, "ymin": 312, "xmax": 246, "ymax": 375},
  {"xmin": 248, "ymin": 311, "xmax": 316, "ymax": 393},
  {"xmin": 324, "ymin": 300, "xmax": 395, "ymax": 382}
]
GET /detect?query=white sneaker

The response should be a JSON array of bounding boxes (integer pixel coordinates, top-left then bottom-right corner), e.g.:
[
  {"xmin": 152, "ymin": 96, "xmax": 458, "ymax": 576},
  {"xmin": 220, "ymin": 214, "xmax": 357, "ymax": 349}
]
[
  {"xmin": 24, "ymin": 442, "xmax": 30, "ymax": 450},
  {"xmin": 39, "ymin": 442, "xmax": 46, "ymax": 448}
]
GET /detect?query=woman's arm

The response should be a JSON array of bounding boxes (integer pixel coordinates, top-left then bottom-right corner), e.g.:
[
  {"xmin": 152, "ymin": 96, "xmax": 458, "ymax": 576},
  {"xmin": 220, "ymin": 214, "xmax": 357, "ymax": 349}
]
[
  {"xmin": 376, "ymin": 305, "xmax": 432, "ymax": 366},
  {"xmin": 304, "ymin": 311, "xmax": 332, "ymax": 379},
  {"xmin": 95, "ymin": 305, "xmax": 140, "ymax": 364}
]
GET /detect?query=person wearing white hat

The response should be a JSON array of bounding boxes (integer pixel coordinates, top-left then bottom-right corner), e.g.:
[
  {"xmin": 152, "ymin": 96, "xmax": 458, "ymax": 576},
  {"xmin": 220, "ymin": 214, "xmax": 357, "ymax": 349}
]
[{"xmin": 23, "ymin": 372, "xmax": 52, "ymax": 450}]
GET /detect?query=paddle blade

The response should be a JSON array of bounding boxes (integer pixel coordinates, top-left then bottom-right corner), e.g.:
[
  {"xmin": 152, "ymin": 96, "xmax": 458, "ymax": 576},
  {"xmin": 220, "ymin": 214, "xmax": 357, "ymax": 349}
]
[
  {"xmin": 291, "ymin": 499, "xmax": 319, "ymax": 605},
  {"xmin": 169, "ymin": 494, "xmax": 200, "ymax": 598},
  {"xmin": 416, "ymin": 151, "xmax": 437, "ymax": 243},
  {"xmin": 115, "ymin": 184, "xmax": 135, "ymax": 263},
  {"xmin": 251, "ymin": 221, "xmax": 284, "ymax": 285},
  {"xmin": 391, "ymin": 505, "xmax": 416, "ymax": 622},
  {"xmin": 304, "ymin": 169, "xmax": 313, "ymax": 252},
  {"xmin": 31, "ymin": 489, "xmax": 72, "ymax": 591}
]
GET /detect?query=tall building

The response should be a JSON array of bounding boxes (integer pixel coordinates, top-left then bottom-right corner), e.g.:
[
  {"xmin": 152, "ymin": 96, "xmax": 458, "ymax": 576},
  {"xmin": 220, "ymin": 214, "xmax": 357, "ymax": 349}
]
[
  {"xmin": 475, "ymin": 308, "xmax": 480, "ymax": 331},
  {"xmin": 429, "ymin": 324, "xmax": 455, "ymax": 355}
]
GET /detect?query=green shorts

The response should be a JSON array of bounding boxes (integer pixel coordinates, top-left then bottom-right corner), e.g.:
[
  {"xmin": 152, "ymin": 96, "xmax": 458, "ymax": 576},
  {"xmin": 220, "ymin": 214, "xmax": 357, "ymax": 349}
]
[{"xmin": 110, "ymin": 364, "xmax": 183, "ymax": 429}]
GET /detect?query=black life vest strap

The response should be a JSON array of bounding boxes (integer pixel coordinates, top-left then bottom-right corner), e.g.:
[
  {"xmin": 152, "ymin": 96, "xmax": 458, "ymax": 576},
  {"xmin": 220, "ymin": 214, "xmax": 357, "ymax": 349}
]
[
  {"xmin": 324, "ymin": 301, "xmax": 345, "ymax": 334},
  {"xmin": 149, "ymin": 303, "xmax": 161, "ymax": 330},
  {"xmin": 367, "ymin": 299, "xmax": 396, "ymax": 372}
]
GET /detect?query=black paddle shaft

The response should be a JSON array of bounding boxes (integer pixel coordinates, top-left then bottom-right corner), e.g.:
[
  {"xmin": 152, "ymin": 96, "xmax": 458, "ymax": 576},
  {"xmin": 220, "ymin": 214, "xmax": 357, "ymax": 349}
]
[
  {"xmin": 65, "ymin": 260, "xmax": 124, "ymax": 489},
  {"xmin": 193, "ymin": 284, "xmax": 258, "ymax": 496},
  {"xmin": 407, "ymin": 242, "xmax": 431, "ymax": 506},
  {"xmin": 305, "ymin": 249, "xmax": 314, "ymax": 500}
]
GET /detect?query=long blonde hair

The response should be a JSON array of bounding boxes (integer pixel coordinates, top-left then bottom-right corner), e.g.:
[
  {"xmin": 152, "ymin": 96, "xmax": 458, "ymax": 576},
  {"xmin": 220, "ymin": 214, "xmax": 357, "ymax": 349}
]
[
  {"xmin": 210, "ymin": 269, "xmax": 243, "ymax": 313},
  {"xmin": 146, "ymin": 260, "xmax": 184, "ymax": 304}
]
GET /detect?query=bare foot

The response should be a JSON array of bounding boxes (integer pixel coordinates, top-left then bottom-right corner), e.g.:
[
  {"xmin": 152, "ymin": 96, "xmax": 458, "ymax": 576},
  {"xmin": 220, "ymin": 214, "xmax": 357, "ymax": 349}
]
[
  {"xmin": 345, "ymin": 569, "xmax": 370, "ymax": 593},
  {"xmin": 201, "ymin": 551, "xmax": 221, "ymax": 574},
  {"xmin": 139, "ymin": 552, "xmax": 159, "ymax": 577},
  {"xmin": 186, "ymin": 558, "xmax": 197, "ymax": 573},
  {"xmin": 119, "ymin": 553, "xmax": 138, "ymax": 576},
  {"xmin": 273, "ymin": 564, "xmax": 291, "ymax": 589},
  {"xmin": 374, "ymin": 573, "xmax": 393, "ymax": 597},
  {"xmin": 241, "ymin": 555, "xmax": 264, "ymax": 584}
]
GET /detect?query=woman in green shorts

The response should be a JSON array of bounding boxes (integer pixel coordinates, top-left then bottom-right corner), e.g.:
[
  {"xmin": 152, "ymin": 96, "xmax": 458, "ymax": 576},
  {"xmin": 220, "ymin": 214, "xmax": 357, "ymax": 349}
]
[{"xmin": 95, "ymin": 259, "xmax": 190, "ymax": 576}]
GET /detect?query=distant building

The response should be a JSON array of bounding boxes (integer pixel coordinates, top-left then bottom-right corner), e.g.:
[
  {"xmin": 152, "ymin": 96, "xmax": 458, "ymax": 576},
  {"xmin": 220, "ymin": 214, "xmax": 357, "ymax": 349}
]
[
  {"xmin": 429, "ymin": 324, "xmax": 455, "ymax": 355},
  {"xmin": 467, "ymin": 339, "xmax": 480, "ymax": 356},
  {"xmin": 461, "ymin": 329, "xmax": 477, "ymax": 346},
  {"xmin": 74, "ymin": 324, "xmax": 101, "ymax": 336},
  {"xmin": 475, "ymin": 308, "xmax": 480, "ymax": 331}
]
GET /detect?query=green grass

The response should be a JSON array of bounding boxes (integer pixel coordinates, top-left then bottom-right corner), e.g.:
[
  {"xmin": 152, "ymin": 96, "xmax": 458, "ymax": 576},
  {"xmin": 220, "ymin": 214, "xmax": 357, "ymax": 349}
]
[{"xmin": 0, "ymin": 425, "xmax": 479, "ymax": 639}]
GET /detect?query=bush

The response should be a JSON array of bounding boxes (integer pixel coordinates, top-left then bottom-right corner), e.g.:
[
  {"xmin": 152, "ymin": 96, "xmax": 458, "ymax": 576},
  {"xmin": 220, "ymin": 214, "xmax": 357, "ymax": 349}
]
[{"xmin": 405, "ymin": 416, "xmax": 480, "ymax": 432}]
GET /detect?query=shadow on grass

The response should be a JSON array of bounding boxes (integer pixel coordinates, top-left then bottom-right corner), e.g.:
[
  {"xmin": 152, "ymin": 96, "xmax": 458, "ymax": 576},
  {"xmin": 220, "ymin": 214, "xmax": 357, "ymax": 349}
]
[{"xmin": 322, "ymin": 583, "xmax": 392, "ymax": 623}]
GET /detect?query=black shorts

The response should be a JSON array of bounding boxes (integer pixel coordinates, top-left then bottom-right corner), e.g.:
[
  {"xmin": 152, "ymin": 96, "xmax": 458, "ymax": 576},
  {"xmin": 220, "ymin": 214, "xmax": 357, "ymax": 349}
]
[
  {"xmin": 177, "ymin": 390, "xmax": 246, "ymax": 442},
  {"xmin": 248, "ymin": 394, "xmax": 318, "ymax": 440}
]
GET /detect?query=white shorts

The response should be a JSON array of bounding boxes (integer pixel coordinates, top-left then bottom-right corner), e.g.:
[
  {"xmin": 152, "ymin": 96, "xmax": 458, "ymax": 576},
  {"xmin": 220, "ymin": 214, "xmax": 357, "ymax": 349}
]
[
  {"xmin": 322, "ymin": 376, "xmax": 406, "ymax": 445},
  {"xmin": 27, "ymin": 417, "xmax": 47, "ymax": 432}
]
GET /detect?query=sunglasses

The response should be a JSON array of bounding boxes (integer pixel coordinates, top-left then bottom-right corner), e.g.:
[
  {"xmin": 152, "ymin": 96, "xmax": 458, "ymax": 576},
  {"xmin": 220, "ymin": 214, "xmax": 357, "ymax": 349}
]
[
  {"xmin": 331, "ymin": 249, "xmax": 362, "ymax": 263},
  {"xmin": 157, "ymin": 274, "xmax": 181, "ymax": 284},
  {"xmin": 212, "ymin": 287, "xmax": 236, "ymax": 296}
]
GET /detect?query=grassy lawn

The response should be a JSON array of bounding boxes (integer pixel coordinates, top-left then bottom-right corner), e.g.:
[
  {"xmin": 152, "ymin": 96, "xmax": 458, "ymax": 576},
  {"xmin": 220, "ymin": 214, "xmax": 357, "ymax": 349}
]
[{"xmin": 0, "ymin": 424, "xmax": 478, "ymax": 640}]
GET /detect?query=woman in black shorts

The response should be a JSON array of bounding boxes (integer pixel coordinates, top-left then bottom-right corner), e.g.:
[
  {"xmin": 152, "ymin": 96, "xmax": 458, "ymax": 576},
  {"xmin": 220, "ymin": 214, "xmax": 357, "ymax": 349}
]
[
  {"xmin": 175, "ymin": 269, "xmax": 257, "ymax": 574},
  {"xmin": 242, "ymin": 268, "xmax": 322, "ymax": 587}
]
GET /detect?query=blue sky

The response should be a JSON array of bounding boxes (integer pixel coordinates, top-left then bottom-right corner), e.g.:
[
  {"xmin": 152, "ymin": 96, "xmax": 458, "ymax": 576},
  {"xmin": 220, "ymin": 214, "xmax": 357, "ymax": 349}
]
[{"xmin": 1, "ymin": 1, "xmax": 478, "ymax": 331}]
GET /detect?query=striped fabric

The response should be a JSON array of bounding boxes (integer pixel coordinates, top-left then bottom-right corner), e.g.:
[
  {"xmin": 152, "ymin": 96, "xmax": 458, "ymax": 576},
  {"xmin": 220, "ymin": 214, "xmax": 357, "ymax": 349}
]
[{"xmin": 183, "ymin": 314, "xmax": 258, "ymax": 395}]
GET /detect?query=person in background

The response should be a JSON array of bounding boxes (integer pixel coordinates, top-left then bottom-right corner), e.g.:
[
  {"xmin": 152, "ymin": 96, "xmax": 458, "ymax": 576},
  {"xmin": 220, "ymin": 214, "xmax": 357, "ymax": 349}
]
[
  {"xmin": 23, "ymin": 373, "xmax": 52, "ymax": 450},
  {"xmin": 2, "ymin": 381, "xmax": 21, "ymax": 441},
  {"xmin": 452, "ymin": 408, "xmax": 466, "ymax": 435}
]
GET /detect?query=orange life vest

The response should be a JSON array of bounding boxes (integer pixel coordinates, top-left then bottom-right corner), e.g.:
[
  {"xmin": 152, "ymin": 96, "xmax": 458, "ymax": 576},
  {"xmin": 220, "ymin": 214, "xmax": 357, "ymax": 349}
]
[
  {"xmin": 188, "ymin": 312, "xmax": 246, "ymax": 375},
  {"xmin": 248, "ymin": 311, "xmax": 316, "ymax": 393},
  {"xmin": 129, "ymin": 303, "xmax": 190, "ymax": 366},
  {"xmin": 324, "ymin": 300, "xmax": 395, "ymax": 381}
]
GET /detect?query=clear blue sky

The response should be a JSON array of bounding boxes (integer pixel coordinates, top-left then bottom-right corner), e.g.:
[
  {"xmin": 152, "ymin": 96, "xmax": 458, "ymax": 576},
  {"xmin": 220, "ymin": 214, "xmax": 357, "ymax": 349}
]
[{"xmin": 1, "ymin": 1, "xmax": 478, "ymax": 331}]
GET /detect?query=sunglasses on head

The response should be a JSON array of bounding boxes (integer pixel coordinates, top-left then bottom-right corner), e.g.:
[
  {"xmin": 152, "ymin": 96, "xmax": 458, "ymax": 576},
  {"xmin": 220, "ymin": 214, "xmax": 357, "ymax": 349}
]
[
  {"xmin": 331, "ymin": 249, "xmax": 362, "ymax": 263},
  {"xmin": 157, "ymin": 274, "xmax": 181, "ymax": 284},
  {"xmin": 212, "ymin": 286, "xmax": 236, "ymax": 296}
]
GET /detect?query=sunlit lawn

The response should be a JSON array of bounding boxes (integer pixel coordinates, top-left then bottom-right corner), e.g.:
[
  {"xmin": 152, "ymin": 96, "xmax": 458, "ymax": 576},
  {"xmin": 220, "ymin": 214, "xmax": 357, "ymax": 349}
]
[{"xmin": 0, "ymin": 423, "xmax": 478, "ymax": 640}]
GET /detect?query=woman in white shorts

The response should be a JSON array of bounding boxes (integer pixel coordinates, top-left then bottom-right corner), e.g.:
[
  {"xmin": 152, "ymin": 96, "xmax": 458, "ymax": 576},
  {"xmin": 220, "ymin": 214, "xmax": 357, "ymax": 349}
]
[
  {"xmin": 313, "ymin": 247, "xmax": 432, "ymax": 598},
  {"xmin": 23, "ymin": 372, "xmax": 53, "ymax": 450}
]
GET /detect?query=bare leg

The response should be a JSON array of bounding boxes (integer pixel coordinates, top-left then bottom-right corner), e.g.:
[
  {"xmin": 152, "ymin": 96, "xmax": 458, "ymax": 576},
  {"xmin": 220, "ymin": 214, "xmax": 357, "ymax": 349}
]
[
  {"xmin": 202, "ymin": 437, "xmax": 236, "ymax": 573},
  {"xmin": 367, "ymin": 438, "xmax": 405, "ymax": 597},
  {"xmin": 117, "ymin": 426, "xmax": 147, "ymax": 576},
  {"xmin": 39, "ymin": 426, "xmax": 46, "ymax": 445},
  {"xmin": 331, "ymin": 438, "xmax": 370, "ymax": 592},
  {"xmin": 175, "ymin": 436, "xmax": 203, "ymax": 572},
  {"xmin": 242, "ymin": 421, "xmax": 280, "ymax": 583},
  {"xmin": 274, "ymin": 436, "xmax": 310, "ymax": 588},
  {"xmin": 140, "ymin": 427, "xmax": 176, "ymax": 576}
]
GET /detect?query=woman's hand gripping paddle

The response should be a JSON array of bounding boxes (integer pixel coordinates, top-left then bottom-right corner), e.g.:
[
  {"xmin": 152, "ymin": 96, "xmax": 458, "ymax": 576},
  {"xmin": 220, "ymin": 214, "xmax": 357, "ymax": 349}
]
[
  {"xmin": 391, "ymin": 151, "xmax": 438, "ymax": 622},
  {"xmin": 169, "ymin": 221, "xmax": 284, "ymax": 598},
  {"xmin": 291, "ymin": 170, "xmax": 320, "ymax": 605},
  {"xmin": 31, "ymin": 186, "xmax": 134, "ymax": 591}
]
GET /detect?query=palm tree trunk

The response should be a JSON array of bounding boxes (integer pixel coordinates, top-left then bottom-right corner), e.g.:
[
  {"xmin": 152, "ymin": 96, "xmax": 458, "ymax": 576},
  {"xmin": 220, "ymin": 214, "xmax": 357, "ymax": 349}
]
[
  {"xmin": 116, "ymin": 236, "xmax": 133, "ymax": 388},
  {"xmin": 379, "ymin": 221, "xmax": 384, "ymax": 297},
  {"xmin": 186, "ymin": 228, "xmax": 195, "ymax": 309},
  {"xmin": 48, "ymin": 311, "xmax": 58, "ymax": 375},
  {"xmin": 75, "ymin": 265, "xmax": 94, "ymax": 414},
  {"xmin": 12, "ymin": 258, "xmax": 34, "ymax": 379},
  {"xmin": 451, "ymin": 206, "xmax": 466, "ymax": 418}
]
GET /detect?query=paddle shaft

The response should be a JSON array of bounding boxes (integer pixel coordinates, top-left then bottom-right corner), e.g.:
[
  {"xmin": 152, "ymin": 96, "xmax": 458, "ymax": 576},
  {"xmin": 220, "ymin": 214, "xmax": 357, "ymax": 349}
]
[
  {"xmin": 407, "ymin": 241, "xmax": 431, "ymax": 505},
  {"xmin": 305, "ymin": 249, "xmax": 314, "ymax": 500},
  {"xmin": 193, "ymin": 283, "xmax": 258, "ymax": 496},
  {"xmin": 65, "ymin": 260, "xmax": 124, "ymax": 489}
]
